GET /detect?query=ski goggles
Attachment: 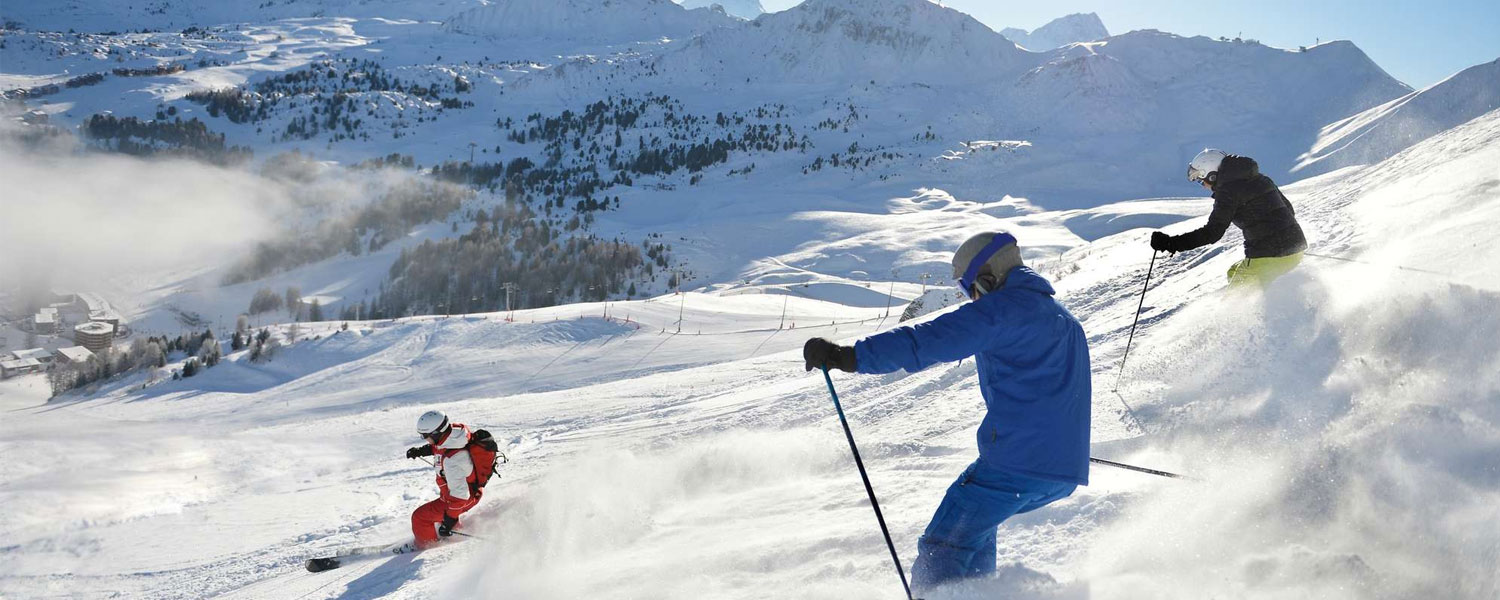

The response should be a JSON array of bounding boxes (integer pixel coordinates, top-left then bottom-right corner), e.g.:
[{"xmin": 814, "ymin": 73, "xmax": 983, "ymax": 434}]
[
  {"xmin": 956, "ymin": 232, "xmax": 1017, "ymax": 294},
  {"xmin": 420, "ymin": 418, "xmax": 452, "ymax": 444},
  {"xmin": 1187, "ymin": 165, "xmax": 1215, "ymax": 184}
]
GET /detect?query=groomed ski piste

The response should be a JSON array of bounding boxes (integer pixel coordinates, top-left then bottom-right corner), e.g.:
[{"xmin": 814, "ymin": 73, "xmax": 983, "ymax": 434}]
[{"xmin": 3, "ymin": 106, "xmax": 1498, "ymax": 599}]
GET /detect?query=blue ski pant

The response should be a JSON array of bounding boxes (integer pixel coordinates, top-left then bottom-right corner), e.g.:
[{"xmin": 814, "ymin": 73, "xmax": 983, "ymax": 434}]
[{"xmin": 911, "ymin": 460, "xmax": 1076, "ymax": 590}]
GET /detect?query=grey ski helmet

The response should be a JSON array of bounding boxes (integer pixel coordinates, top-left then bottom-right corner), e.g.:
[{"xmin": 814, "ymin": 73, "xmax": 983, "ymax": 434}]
[{"xmin": 952, "ymin": 232, "xmax": 1023, "ymax": 296}]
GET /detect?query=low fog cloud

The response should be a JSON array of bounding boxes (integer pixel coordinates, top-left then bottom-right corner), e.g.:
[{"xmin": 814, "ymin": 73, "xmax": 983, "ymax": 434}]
[
  {"xmin": 0, "ymin": 121, "xmax": 420, "ymax": 303},
  {"xmin": 0, "ymin": 126, "xmax": 284, "ymax": 291}
]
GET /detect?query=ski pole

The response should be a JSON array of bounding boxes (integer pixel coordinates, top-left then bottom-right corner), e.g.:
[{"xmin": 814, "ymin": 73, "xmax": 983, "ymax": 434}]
[
  {"xmin": 1113, "ymin": 251, "xmax": 1158, "ymax": 392},
  {"xmin": 821, "ymin": 367, "xmax": 914, "ymax": 600},
  {"xmin": 1089, "ymin": 456, "xmax": 1185, "ymax": 479},
  {"xmin": 449, "ymin": 530, "xmax": 489, "ymax": 541},
  {"xmin": 1301, "ymin": 251, "xmax": 1453, "ymax": 278}
]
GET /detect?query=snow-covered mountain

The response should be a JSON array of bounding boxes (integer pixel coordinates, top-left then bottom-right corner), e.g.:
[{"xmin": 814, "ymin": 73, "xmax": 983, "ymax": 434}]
[
  {"xmin": 986, "ymin": 31, "xmax": 1413, "ymax": 196},
  {"xmin": 1001, "ymin": 12, "xmax": 1110, "ymax": 51},
  {"xmin": 1294, "ymin": 57, "xmax": 1500, "ymax": 176},
  {"xmin": 522, "ymin": 8, "xmax": 1409, "ymax": 202},
  {"xmin": 653, "ymin": 0, "xmax": 1034, "ymax": 86},
  {"xmin": 1051, "ymin": 33, "xmax": 1411, "ymax": 130},
  {"xmin": 444, "ymin": 0, "xmax": 737, "ymax": 45},
  {"xmin": 678, "ymin": 0, "xmax": 765, "ymax": 21},
  {"xmin": 0, "ymin": 0, "xmax": 486, "ymax": 31},
  {"xmin": 0, "ymin": 0, "xmax": 1424, "ymax": 328}
]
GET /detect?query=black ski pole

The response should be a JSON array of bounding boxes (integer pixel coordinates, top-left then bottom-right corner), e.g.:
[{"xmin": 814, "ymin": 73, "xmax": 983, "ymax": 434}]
[
  {"xmin": 821, "ymin": 367, "xmax": 914, "ymax": 600},
  {"xmin": 1113, "ymin": 251, "xmax": 1158, "ymax": 392},
  {"xmin": 449, "ymin": 530, "xmax": 489, "ymax": 541},
  {"xmin": 1089, "ymin": 456, "xmax": 1185, "ymax": 479}
]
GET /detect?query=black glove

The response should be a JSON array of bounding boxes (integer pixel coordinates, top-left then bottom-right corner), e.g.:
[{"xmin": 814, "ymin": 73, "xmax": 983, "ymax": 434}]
[
  {"xmin": 438, "ymin": 515, "xmax": 458, "ymax": 537},
  {"xmin": 406, "ymin": 445, "xmax": 433, "ymax": 459},
  {"xmin": 803, "ymin": 338, "xmax": 857, "ymax": 373},
  {"xmin": 1150, "ymin": 231, "xmax": 1176, "ymax": 254}
]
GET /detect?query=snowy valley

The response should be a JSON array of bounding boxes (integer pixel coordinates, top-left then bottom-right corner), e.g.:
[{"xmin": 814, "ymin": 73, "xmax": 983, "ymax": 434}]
[{"xmin": 1, "ymin": 0, "xmax": 1498, "ymax": 599}]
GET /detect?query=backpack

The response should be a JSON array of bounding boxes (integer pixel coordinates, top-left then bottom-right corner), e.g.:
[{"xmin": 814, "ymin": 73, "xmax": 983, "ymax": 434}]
[{"xmin": 466, "ymin": 428, "xmax": 502, "ymax": 490}]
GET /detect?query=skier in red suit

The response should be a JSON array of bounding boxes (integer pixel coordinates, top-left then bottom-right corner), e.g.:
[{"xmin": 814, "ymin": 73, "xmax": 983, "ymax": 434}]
[{"xmin": 405, "ymin": 410, "xmax": 496, "ymax": 548}]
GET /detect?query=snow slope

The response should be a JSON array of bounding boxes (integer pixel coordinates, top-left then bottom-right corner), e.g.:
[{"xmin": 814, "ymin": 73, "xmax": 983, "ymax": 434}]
[
  {"xmin": 1294, "ymin": 57, "xmax": 1500, "ymax": 176},
  {"xmin": 1079, "ymin": 108, "xmax": 1500, "ymax": 599},
  {"xmin": 4, "ymin": 104, "xmax": 1498, "ymax": 599},
  {"xmin": 1000, "ymin": 13, "xmax": 1109, "ymax": 52}
]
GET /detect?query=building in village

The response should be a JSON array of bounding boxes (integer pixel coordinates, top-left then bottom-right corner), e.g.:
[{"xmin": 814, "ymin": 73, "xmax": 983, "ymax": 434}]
[
  {"xmin": 33, "ymin": 308, "xmax": 58, "ymax": 334},
  {"xmin": 1, "ymin": 357, "xmax": 43, "ymax": 379},
  {"xmin": 54, "ymin": 346, "xmax": 95, "ymax": 366},
  {"xmin": 74, "ymin": 322, "xmax": 115, "ymax": 353},
  {"xmin": 10, "ymin": 348, "xmax": 55, "ymax": 365}
]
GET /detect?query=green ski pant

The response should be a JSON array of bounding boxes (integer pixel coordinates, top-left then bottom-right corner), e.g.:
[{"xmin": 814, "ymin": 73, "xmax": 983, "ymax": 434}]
[{"xmin": 1227, "ymin": 252, "xmax": 1303, "ymax": 288}]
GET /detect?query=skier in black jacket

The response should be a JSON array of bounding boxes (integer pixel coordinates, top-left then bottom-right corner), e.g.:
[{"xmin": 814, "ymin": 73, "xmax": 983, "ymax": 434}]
[{"xmin": 1151, "ymin": 149, "xmax": 1308, "ymax": 287}]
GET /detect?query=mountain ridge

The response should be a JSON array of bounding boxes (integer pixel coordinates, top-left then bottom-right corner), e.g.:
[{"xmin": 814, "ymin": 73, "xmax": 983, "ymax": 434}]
[
  {"xmin": 678, "ymin": 0, "xmax": 765, "ymax": 20},
  {"xmin": 444, "ymin": 0, "xmax": 738, "ymax": 45},
  {"xmin": 1295, "ymin": 56, "xmax": 1500, "ymax": 176},
  {"xmin": 647, "ymin": 0, "xmax": 1034, "ymax": 87},
  {"xmin": 1001, "ymin": 12, "xmax": 1110, "ymax": 51}
]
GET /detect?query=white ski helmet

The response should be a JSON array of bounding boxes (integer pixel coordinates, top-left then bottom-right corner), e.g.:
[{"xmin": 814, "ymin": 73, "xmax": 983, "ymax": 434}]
[
  {"xmin": 1187, "ymin": 148, "xmax": 1228, "ymax": 184},
  {"xmin": 416, "ymin": 410, "xmax": 452, "ymax": 443}
]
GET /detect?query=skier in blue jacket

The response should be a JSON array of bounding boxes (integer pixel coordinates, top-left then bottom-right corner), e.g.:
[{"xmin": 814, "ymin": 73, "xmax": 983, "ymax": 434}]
[{"xmin": 803, "ymin": 231, "xmax": 1091, "ymax": 591}]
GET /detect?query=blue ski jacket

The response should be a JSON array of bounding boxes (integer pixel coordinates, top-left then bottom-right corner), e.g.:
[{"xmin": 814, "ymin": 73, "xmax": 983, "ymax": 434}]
[{"xmin": 854, "ymin": 266, "xmax": 1091, "ymax": 485}]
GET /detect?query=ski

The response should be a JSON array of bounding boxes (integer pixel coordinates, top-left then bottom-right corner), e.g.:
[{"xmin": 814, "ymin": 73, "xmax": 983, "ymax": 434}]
[{"xmin": 305, "ymin": 539, "xmax": 419, "ymax": 573}]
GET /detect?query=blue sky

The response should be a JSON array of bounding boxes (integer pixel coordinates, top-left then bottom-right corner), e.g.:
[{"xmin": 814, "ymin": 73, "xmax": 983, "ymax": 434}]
[{"xmin": 757, "ymin": 0, "xmax": 1500, "ymax": 89}]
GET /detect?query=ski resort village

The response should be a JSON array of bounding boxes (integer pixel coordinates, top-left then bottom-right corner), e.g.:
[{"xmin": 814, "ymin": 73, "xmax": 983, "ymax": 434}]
[{"xmin": 1, "ymin": 0, "xmax": 1498, "ymax": 598}]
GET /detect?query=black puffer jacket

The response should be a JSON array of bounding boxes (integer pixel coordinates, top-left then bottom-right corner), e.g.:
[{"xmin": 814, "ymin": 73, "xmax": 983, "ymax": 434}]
[{"xmin": 1164, "ymin": 156, "xmax": 1307, "ymax": 258}]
